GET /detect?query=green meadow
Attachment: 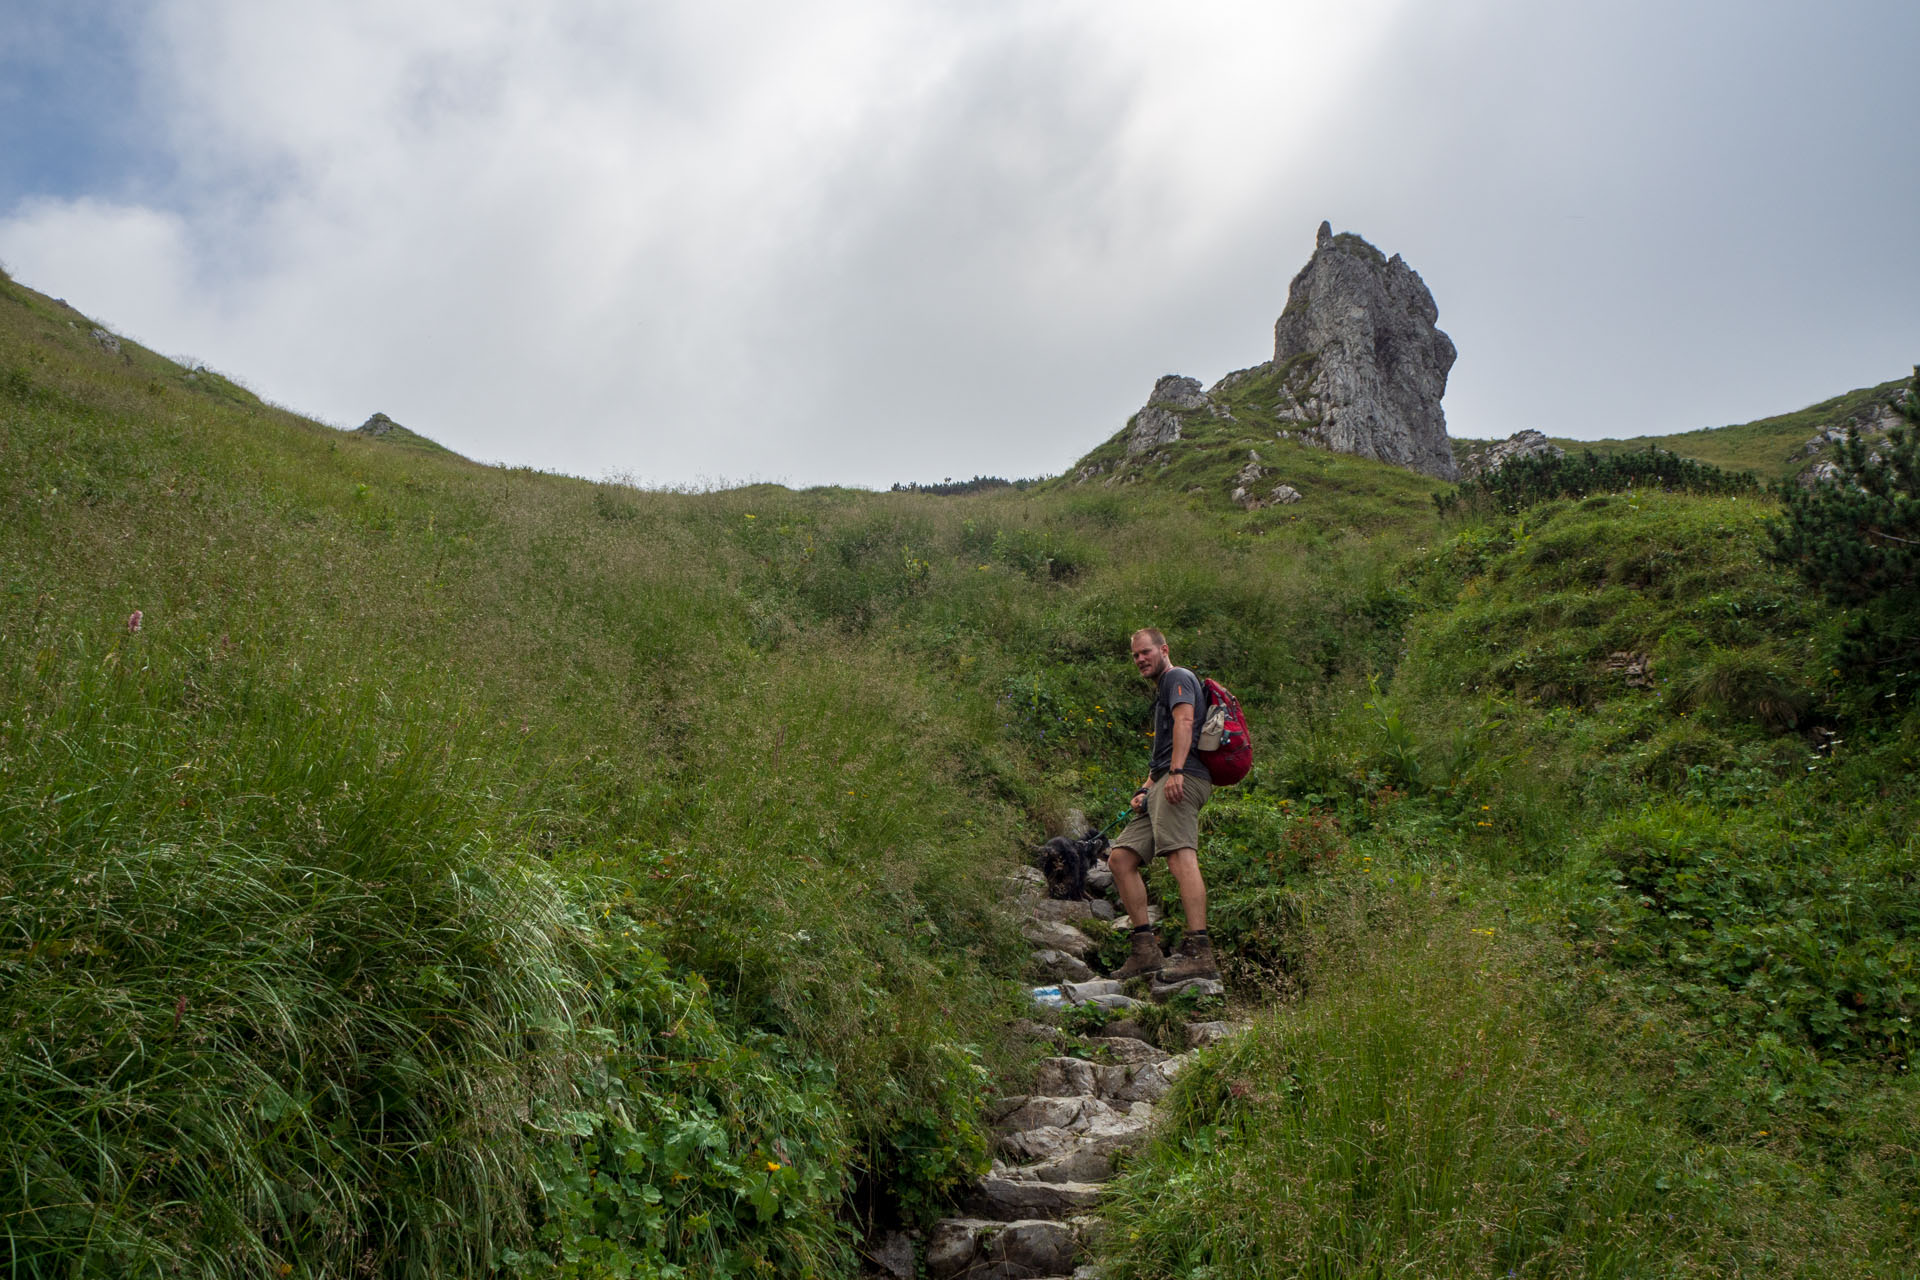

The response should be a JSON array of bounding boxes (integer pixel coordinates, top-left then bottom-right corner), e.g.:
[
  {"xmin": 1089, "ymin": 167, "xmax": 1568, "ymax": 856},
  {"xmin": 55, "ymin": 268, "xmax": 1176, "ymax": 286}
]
[{"xmin": 3, "ymin": 265, "xmax": 1915, "ymax": 1277}]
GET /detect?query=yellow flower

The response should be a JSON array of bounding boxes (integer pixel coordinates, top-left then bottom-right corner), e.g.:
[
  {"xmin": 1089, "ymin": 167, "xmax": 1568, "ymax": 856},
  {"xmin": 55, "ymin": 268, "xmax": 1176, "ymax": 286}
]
[
  {"xmin": 767, "ymin": 1160, "xmax": 782, "ymax": 1172},
  {"xmin": 744, "ymin": 513, "xmax": 756, "ymax": 519}
]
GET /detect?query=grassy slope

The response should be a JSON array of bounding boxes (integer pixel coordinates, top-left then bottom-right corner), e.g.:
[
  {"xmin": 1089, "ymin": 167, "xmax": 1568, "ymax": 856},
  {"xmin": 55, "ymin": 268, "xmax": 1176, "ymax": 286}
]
[
  {"xmin": 0, "ymin": 277, "xmax": 1045, "ymax": 1275},
  {"xmin": 1534, "ymin": 378, "xmax": 1909, "ymax": 483},
  {"xmin": 4, "ymin": 264, "xmax": 1916, "ymax": 1277}
]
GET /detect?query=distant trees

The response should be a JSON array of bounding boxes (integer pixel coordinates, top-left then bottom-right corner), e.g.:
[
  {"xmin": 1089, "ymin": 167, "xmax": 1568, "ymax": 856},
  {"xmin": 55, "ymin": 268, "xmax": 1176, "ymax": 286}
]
[
  {"xmin": 889, "ymin": 475, "xmax": 1035, "ymax": 496},
  {"xmin": 1436, "ymin": 446, "xmax": 1760, "ymax": 515}
]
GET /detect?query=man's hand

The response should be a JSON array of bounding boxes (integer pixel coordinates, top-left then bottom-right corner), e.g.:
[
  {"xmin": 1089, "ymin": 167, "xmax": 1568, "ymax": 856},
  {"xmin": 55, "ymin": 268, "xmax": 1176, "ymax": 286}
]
[{"xmin": 1165, "ymin": 772, "xmax": 1185, "ymax": 804}]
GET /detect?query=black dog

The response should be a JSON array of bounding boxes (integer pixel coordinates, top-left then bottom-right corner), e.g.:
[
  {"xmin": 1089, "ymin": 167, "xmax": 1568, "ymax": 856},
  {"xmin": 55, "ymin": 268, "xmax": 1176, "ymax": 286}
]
[{"xmin": 1036, "ymin": 831, "xmax": 1110, "ymax": 901}]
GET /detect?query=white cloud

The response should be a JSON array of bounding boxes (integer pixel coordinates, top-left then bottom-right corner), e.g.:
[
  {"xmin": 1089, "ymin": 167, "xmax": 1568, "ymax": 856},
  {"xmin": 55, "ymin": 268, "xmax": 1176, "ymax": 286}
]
[{"xmin": 4, "ymin": 0, "xmax": 1916, "ymax": 483}]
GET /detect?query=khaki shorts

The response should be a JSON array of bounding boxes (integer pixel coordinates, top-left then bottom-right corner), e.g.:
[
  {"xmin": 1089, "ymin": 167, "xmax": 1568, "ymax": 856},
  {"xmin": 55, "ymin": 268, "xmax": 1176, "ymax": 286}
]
[{"xmin": 1112, "ymin": 772, "xmax": 1212, "ymax": 864}]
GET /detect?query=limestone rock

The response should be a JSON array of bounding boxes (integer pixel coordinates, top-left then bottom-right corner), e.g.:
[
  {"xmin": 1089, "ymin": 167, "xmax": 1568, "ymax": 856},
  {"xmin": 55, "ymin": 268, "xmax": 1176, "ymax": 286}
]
[
  {"xmin": 968, "ymin": 1175, "xmax": 1104, "ymax": 1220},
  {"xmin": 1126, "ymin": 406, "xmax": 1183, "ymax": 456},
  {"xmin": 1604, "ymin": 651, "xmax": 1654, "ymax": 689},
  {"xmin": 88, "ymin": 327, "xmax": 121, "ymax": 356},
  {"xmin": 1270, "ymin": 483, "xmax": 1303, "ymax": 505},
  {"xmin": 1148, "ymin": 374, "xmax": 1208, "ymax": 410},
  {"xmin": 1022, "ymin": 918, "xmax": 1098, "ymax": 959},
  {"xmin": 1799, "ymin": 459, "xmax": 1845, "ymax": 490},
  {"xmin": 1032, "ymin": 898, "xmax": 1116, "ymax": 924},
  {"xmin": 991, "ymin": 1220, "xmax": 1080, "ymax": 1275},
  {"xmin": 1061, "ymin": 979, "xmax": 1124, "ymax": 1003},
  {"xmin": 1149, "ymin": 974, "xmax": 1224, "ymax": 1002},
  {"xmin": 1270, "ymin": 222, "xmax": 1459, "ymax": 480},
  {"xmin": 1107, "ymin": 1061, "xmax": 1178, "ymax": 1104},
  {"xmin": 1029, "ymin": 949, "xmax": 1097, "ymax": 983},
  {"xmin": 1031, "ymin": 1057, "xmax": 1104, "ymax": 1098},
  {"xmin": 1086, "ymin": 1036, "xmax": 1171, "ymax": 1065},
  {"xmin": 926, "ymin": 1217, "xmax": 1079, "ymax": 1280},
  {"xmin": 1018, "ymin": 1144, "xmax": 1114, "ymax": 1184},
  {"xmin": 1125, "ymin": 374, "xmax": 1218, "ymax": 456},
  {"xmin": 1803, "ymin": 402, "xmax": 1902, "ymax": 456},
  {"xmin": 1109, "ymin": 908, "xmax": 1160, "ymax": 930},
  {"xmin": 870, "ymin": 1229, "xmax": 915, "ymax": 1279},
  {"xmin": 999, "ymin": 1105, "xmax": 1151, "ymax": 1166},
  {"xmin": 994, "ymin": 1093, "xmax": 1125, "ymax": 1136},
  {"xmin": 1184, "ymin": 1020, "xmax": 1239, "ymax": 1048},
  {"xmin": 1457, "ymin": 429, "xmax": 1565, "ymax": 481}
]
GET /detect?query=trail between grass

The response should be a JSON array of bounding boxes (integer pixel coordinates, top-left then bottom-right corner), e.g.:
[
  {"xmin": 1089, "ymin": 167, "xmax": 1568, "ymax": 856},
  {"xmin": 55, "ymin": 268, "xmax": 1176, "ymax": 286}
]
[{"xmin": 883, "ymin": 860, "xmax": 1245, "ymax": 1280}]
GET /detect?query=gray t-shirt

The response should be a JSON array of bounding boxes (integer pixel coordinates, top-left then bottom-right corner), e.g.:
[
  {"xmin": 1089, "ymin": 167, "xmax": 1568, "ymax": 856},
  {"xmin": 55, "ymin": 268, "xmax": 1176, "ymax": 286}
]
[{"xmin": 1149, "ymin": 666, "xmax": 1212, "ymax": 782}]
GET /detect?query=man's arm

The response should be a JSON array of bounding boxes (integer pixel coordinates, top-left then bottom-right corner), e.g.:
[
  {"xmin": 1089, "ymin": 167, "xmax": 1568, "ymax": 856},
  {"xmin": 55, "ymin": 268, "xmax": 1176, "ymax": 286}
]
[{"xmin": 1165, "ymin": 702, "xmax": 1194, "ymax": 803}]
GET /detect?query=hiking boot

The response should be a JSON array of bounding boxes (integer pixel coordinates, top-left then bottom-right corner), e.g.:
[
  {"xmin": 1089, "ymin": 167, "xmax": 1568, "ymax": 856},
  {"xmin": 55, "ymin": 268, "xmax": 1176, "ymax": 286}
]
[
  {"xmin": 1157, "ymin": 932, "xmax": 1220, "ymax": 983},
  {"xmin": 1110, "ymin": 927, "xmax": 1166, "ymax": 981}
]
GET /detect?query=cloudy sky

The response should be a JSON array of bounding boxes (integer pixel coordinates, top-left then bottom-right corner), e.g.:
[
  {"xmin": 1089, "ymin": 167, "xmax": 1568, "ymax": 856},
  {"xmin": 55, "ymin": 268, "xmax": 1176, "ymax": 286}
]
[{"xmin": 4, "ymin": 1, "xmax": 1916, "ymax": 488}]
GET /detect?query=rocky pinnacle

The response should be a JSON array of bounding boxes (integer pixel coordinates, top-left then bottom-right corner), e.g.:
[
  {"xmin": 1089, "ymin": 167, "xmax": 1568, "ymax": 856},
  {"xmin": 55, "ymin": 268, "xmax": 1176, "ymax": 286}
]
[{"xmin": 1270, "ymin": 221, "xmax": 1459, "ymax": 481}]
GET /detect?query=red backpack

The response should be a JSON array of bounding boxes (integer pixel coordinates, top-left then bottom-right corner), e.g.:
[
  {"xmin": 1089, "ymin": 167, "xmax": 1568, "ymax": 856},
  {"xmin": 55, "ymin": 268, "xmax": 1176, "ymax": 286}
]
[{"xmin": 1195, "ymin": 677, "xmax": 1253, "ymax": 785}]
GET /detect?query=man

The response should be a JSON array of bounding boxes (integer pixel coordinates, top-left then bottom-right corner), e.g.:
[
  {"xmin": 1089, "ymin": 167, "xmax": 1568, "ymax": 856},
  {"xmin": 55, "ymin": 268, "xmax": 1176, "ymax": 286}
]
[{"xmin": 1108, "ymin": 628, "xmax": 1219, "ymax": 983}]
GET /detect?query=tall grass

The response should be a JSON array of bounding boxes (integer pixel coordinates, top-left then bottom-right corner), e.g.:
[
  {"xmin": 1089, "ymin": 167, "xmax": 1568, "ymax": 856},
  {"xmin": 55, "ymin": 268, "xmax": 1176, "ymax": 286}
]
[
  {"xmin": 0, "ymin": 632, "xmax": 585, "ymax": 1275},
  {"xmin": 1099, "ymin": 911, "xmax": 1884, "ymax": 1278}
]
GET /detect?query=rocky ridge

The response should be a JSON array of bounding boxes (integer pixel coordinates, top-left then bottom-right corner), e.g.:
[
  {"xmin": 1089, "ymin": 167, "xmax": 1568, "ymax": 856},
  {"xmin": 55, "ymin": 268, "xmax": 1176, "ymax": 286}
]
[
  {"xmin": 869, "ymin": 858, "xmax": 1241, "ymax": 1278},
  {"xmin": 1455, "ymin": 429, "xmax": 1566, "ymax": 481},
  {"xmin": 1072, "ymin": 221, "xmax": 1458, "ymax": 502}
]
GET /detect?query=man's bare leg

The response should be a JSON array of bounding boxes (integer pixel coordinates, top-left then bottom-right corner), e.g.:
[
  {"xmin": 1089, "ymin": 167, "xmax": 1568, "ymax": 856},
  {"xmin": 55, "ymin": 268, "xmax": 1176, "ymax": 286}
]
[
  {"xmin": 1107, "ymin": 845, "xmax": 1169, "ymax": 980},
  {"xmin": 1108, "ymin": 845, "xmax": 1153, "ymax": 928},
  {"xmin": 1163, "ymin": 848, "xmax": 1207, "ymax": 932}
]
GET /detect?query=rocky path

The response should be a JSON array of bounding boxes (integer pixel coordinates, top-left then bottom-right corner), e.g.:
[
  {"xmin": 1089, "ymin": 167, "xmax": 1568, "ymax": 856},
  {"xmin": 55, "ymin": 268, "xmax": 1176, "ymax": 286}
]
[{"xmin": 872, "ymin": 861, "xmax": 1236, "ymax": 1280}]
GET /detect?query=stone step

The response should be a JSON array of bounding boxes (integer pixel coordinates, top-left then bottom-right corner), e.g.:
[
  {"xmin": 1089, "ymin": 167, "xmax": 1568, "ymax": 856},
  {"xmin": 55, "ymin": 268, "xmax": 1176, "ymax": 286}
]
[
  {"xmin": 998, "ymin": 1105, "xmax": 1153, "ymax": 1168},
  {"xmin": 1148, "ymin": 974, "xmax": 1224, "ymax": 1002},
  {"xmin": 965, "ymin": 1175, "xmax": 1104, "ymax": 1221},
  {"xmin": 1028, "ymin": 1055, "xmax": 1185, "ymax": 1104},
  {"xmin": 1021, "ymin": 918, "xmax": 1098, "ymax": 960},
  {"xmin": 1183, "ymin": 1018, "xmax": 1246, "ymax": 1048},
  {"xmin": 925, "ymin": 1217, "xmax": 1078, "ymax": 1280},
  {"xmin": 996, "ymin": 1144, "xmax": 1114, "ymax": 1184},
  {"xmin": 994, "ymin": 1092, "xmax": 1135, "ymax": 1136},
  {"xmin": 1030, "ymin": 897, "xmax": 1117, "ymax": 924},
  {"xmin": 1029, "ymin": 948, "xmax": 1096, "ymax": 983},
  {"xmin": 1084, "ymin": 1036, "xmax": 1170, "ymax": 1065}
]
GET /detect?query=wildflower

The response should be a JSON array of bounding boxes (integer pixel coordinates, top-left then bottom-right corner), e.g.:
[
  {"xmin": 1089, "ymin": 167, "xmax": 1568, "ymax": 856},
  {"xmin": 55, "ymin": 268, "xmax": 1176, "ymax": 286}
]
[
  {"xmin": 745, "ymin": 513, "xmax": 756, "ymax": 519},
  {"xmin": 766, "ymin": 1160, "xmax": 781, "ymax": 1172},
  {"xmin": 126, "ymin": 609, "xmax": 143, "ymax": 633}
]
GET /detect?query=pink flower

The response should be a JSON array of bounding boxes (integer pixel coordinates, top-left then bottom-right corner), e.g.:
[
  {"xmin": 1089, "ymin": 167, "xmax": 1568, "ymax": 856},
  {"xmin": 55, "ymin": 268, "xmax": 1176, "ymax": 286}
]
[{"xmin": 126, "ymin": 610, "xmax": 143, "ymax": 634}]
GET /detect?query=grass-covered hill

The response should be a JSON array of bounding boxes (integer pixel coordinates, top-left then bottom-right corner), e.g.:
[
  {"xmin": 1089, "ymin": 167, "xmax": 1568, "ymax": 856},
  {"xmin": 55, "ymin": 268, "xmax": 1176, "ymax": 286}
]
[
  {"xmin": 1534, "ymin": 378, "xmax": 1911, "ymax": 484},
  {"xmin": 3, "ymin": 261, "xmax": 1916, "ymax": 1279}
]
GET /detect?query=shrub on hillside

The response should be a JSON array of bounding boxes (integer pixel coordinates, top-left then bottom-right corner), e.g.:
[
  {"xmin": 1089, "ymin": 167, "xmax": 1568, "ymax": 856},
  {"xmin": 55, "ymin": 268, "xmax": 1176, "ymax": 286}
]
[
  {"xmin": 1768, "ymin": 368, "xmax": 1920, "ymax": 604},
  {"xmin": 1766, "ymin": 368, "xmax": 1920, "ymax": 709},
  {"xmin": 1437, "ymin": 446, "xmax": 1760, "ymax": 515}
]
